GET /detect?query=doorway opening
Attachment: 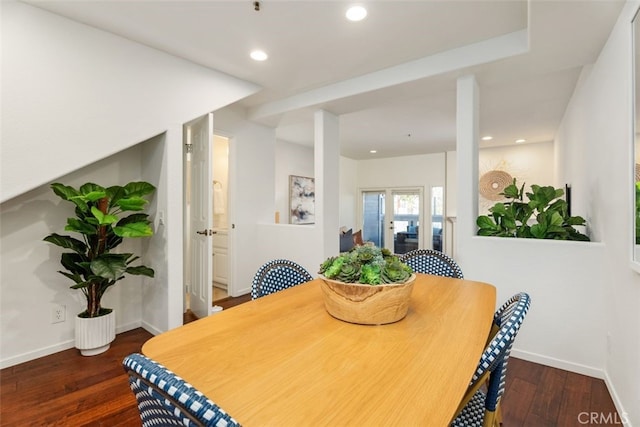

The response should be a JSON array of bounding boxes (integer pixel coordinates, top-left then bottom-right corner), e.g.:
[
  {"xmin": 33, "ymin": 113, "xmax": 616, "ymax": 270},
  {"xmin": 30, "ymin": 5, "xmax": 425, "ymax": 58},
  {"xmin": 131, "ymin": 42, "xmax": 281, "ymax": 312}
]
[
  {"xmin": 360, "ymin": 188, "xmax": 424, "ymax": 255},
  {"xmin": 212, "ymin": 135, "xmax": 230, "ymax": 304},
  {"xmin": 182, "ymin": 113, "xmax": 234, "ymax": 320}
]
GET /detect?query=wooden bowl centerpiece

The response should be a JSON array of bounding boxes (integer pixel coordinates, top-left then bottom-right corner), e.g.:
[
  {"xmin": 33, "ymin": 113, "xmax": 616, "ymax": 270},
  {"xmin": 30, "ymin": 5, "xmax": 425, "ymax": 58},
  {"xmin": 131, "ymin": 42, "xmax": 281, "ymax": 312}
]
[{"xmin": 318, "ymin": 245, "xmax": 415, "ymax": 325}]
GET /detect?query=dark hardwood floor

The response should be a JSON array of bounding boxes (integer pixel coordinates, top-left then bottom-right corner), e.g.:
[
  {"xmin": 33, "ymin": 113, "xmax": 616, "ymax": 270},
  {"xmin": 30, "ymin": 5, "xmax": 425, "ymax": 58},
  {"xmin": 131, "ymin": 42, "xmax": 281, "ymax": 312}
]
[{"xmin": 1, "ymin": 293, "xmax": 620, "ymax": 426}]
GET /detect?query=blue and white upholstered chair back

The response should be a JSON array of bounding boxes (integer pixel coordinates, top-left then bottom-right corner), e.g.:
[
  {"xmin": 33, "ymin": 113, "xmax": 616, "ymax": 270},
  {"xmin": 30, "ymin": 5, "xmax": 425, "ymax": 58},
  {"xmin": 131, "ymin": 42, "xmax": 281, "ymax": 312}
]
[
  {"xmin": 251, "ymin": 259, "xmax": 313, "ymax": 300},
  {"xmin": 123, "ymin": 352, "xmax": 241, "ymax": 427},
  {"xmin": 400, "ymin": 249, "xmax": 464, "ymax": 279},
  {"xmin": 451, "ymin": 292, "xmax": 531, "ymax": 427}
]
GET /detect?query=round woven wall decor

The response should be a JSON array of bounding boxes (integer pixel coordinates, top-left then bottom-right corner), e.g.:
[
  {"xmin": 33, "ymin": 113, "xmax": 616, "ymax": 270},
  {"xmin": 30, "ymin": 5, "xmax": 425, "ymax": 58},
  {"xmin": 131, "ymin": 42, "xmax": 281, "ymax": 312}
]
[
  {"xmin": 479, "ymin": 170, "xmax": 513, "ymax": 201},
  {"xmin": 636, "ymin": 164, "xmax": 640, "ymax": 182}
]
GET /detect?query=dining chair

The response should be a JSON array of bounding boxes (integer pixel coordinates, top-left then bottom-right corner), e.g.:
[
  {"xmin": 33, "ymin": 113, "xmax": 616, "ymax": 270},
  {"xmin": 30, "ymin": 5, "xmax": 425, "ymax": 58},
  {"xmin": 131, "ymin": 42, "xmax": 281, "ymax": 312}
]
[
  {"xmin": 450, "ymin": 292, "xmax": 531, "ymax": 427},
  {"xmin": 400, "ymin": 249, "xmax": 464, "ymax": 279},
  {"xmin": 123, "ymin": 352, "xmax": 241, "ymax": 427},
  {"xmin": 250, "ymin": 259, "xmax": 313, "ymax": 299}
]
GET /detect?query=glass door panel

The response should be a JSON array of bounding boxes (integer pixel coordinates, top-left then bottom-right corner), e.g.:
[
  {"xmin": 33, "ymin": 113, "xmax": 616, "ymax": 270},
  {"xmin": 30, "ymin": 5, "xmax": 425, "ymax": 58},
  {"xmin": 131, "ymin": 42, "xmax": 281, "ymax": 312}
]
[
  {"xmin": 392, "ymin": 191, "xmax": 420, "ymax": 255},
  {"xmin": 431, "ymin": 186, "xmax": 444, "ymax": 252},
  {"xmin": 362, "ymin": 191, "xmax": 385, "ymax": 248}
]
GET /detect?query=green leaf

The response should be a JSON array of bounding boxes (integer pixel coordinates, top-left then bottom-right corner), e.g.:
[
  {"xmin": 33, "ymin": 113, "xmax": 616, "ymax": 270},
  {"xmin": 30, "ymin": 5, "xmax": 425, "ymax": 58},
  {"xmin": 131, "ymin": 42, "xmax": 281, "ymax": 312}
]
[
  {"xmin": 91, "ymin": 257, "xmax": 127, "ymax": 280},
  {"xmin": 502, "ymin": 217, "xmax": 517, "ymax": 231},
  {"xmin": 565, "ymin": 216, "xmax": 586, "ymax": 226},
  {"xmin": 59, "ymin": 271, "xmax": 83, "ymax": 283},
  {"xmin": 547, "ymin": 225, "xmax": 567, "ymax": 234},
  {"xmin": 530, "ymin": 223, "xmax": 547, "ymax": 238},
  {"xmin": 124, "ymin": 181, "xmax": 156, "ymax": 198},
  {"xmin": 43, "ymin": 233, "xmax": 87, "ymax": 253},
  {"xmin": 502, "ymin": 182, "xmax": 520, "ymax": 199},
  {"xmin": 50, "ymin": 183, "xmax": 80, "ymax": 201},
  {"xmin": 117, "ymin": 213, "xmax": 149, "ymax": 226},
  {"xmin": 549, "ymin": 211, "xmax": 564, "ymax": 227},
  {"xmin": 126, "ymin": 266, "xmax": 155, "ymax": 277},
  {"xmin": 51, "ymin": 183, "xmax": 88, "ymax": 211},
  {"xmin": 113, "ymin": 222, "xmax": 153, "ymax": 237},
  {"xmin": 65, "ymin": 218, "xmax": 97, "ymax": 235},
  {"xmin": 60, "ymin": 253, "xmax": 90, "ymax": 275},
  {"xmin": 91, "ymin": 206, "xmax": 118, "ymax": 225},
  {"xmin": 116, "ymin": 197, "xmax": 148, "ymax": 211},
  {"xmin": 476, "ymin": 215, "xmax": 497, "ymax": 230},
  {"xmin": 106, "ymin": 186, "xmax": 127, "ymax": 208},
  {"xmin": 489, "ymin": 203, "xmax": 507, "ymax": 215},
  {"xmin": 81, "ymin": 191, "xmax": 107, "ymax": 203},
  {"xmin": 79, "ymin": 183, "xmax": 105, "ymax": 196}
]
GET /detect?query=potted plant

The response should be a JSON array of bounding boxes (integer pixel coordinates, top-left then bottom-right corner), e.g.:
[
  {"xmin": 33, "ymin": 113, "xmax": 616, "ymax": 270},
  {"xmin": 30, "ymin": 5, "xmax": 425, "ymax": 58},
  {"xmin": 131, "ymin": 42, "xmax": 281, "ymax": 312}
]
[
  {"xmin": 43, "ymin": 181, "xmax": 155, "ymax": 355},
  {"xmin": 476, "ymin": 179, "xmax": 590, "ymax": 241},
  {"xmin": 318, "ymin": 245, "xmax": 415, "ymax": 325}
]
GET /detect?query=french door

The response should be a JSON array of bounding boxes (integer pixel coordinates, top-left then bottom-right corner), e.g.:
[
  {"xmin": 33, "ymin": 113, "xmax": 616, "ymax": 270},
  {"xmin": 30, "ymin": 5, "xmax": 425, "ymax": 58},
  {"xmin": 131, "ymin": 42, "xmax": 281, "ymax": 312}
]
[{"xmin": 360, "ymin": 188, "xmax": 424, "ymax": 255}]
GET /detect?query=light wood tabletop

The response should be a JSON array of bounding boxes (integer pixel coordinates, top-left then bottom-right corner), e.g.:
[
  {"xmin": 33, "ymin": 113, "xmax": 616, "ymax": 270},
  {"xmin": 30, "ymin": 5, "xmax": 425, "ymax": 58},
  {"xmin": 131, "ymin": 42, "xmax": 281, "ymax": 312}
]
[{"xmin": 142, "ymin": 274, "xmax": 496, "ymax": 427}]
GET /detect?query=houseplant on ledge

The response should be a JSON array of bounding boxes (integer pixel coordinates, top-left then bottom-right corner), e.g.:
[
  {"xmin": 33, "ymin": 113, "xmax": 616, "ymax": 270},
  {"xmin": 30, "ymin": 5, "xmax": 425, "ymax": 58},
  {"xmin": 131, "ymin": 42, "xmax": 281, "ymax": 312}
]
[
  {"xmin": 44, "ymin": 181, "xmax": 155, "ymax": 355},
  {"xmin": 318, "ymin": 245, "xmax": 415, "ymax": 325},
  {"xmin": 476, "ymin": 179, "xmax": 590, "ymax": 241}
]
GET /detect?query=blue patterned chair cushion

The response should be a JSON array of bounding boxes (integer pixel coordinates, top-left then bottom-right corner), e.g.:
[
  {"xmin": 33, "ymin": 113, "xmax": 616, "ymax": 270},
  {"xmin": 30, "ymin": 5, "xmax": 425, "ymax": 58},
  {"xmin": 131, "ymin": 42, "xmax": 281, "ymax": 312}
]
[
  {"xmin": 251, "ymin": 259, "xmax": 313, "ymax": 299},
  {"xmin": 451, "ymin": 389, "xmax": 489, "ymax": 427},
  {"xmin": 400, "ymin": 249, "xmax": 464, "ymax": 279},
  {"xmin": 451, "ymin": 292, "xmax": 531, "ymax": 427},
  {"xmin": 123, "ymin": 353, "xmax": 241, "ymax": 427}
]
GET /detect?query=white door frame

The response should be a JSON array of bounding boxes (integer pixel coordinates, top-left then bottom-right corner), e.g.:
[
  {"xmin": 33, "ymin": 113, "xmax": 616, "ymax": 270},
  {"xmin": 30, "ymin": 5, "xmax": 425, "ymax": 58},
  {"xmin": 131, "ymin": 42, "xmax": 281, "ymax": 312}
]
[
  {"xmin": 357, "ymin": 186, "xmax": 426, "ymax": 252},
  {"xmin": 183, "ymin": 113, "xmax": 214, "ymax": 318},
  {"xmin": 213, "ymin": 130, "xmax": 235, "ymax": 298}
]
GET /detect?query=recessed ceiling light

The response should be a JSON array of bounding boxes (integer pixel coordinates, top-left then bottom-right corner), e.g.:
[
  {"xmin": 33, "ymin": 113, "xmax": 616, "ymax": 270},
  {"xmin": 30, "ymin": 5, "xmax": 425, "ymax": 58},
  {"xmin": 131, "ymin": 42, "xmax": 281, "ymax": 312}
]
[
  {"xmin": 481, "ymin": 136, "xmax": 493, "ymax": 141},
  {"xmin": 250, "ymin": 50, "xmax": 268, "ymax": 61},
  {"xmin": 515, "ymin": 139, "xmax": 526, "ymax": 143},
  {"xmin": 346, "ymin": 6, "xmax": 367, "ymax": 21},
  {"xmin": 369, "ymin": 150, "xmax": 377, "ymax": 154}
]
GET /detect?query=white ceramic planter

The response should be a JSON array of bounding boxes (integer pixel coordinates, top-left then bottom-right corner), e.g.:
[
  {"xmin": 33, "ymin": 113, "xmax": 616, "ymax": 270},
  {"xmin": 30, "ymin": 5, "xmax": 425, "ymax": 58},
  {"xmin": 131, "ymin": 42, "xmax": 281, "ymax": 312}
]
[{"xmin": 75, "ymin": 310, "xmax": 116, "ymax": 356}]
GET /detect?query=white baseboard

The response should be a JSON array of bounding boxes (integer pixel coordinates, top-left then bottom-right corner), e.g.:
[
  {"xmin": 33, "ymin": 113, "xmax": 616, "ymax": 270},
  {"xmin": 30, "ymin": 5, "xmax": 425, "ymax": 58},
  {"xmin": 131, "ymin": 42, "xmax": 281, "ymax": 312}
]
[
  {"xmin": 1, "ymin": 320, "xmax": 143, "ymax": 369},
  {"xmin": 511, "ymin": 348, "xmax": 604, "ymax": 379},
  {"xmin": 603, "ymin": 370, "xmax": 633, "ymax": 426},
  {"xmin": 0, "ymin": 339, "xmax": 76, "ymax": 369},
  {"xmin": 141, "ymin": 320, "xmax": 163, "ymax": 336}
]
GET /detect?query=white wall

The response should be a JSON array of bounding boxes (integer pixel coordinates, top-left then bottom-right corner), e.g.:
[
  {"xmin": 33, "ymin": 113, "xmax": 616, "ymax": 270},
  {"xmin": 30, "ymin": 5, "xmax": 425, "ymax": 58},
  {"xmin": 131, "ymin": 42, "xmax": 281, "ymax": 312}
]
[
  {"xmin": 213, "ymin": 106, "xmax": 278, "ymax": 296},
  {"xmin": 1, "ymin": 1, "xmax": 259, "ymax": 203},
  {"xmin": 554, "ymin": 1, "xmax": 640, "ymax": 422},
  {"xmin": 357, "ymin": 153, "xmax": 446, "ymax": 248},
  {"xmin": 0, "ymin": 1, "xmax": 259, "ymax": 367},
  {"xmin": 275, "ymin": 140, "xmax": 314, "ymax": 224},
  {"xmin": 457, "ymin": 74, "xmax": 611, "ymax": 378},
  {"xmin": 340, "ymin": 156, "xmax": 359, "ymax": 231},
  {"xmin": 478, "ymin": 141, "xmax": 555, "ymax": 214},
  {"xmin": 456, "ymin": 2, "xmax": 640, "ymax": 420},
  {"xmin": 0, "ymin": 146, "xmax": 148, "ymax": 367}
]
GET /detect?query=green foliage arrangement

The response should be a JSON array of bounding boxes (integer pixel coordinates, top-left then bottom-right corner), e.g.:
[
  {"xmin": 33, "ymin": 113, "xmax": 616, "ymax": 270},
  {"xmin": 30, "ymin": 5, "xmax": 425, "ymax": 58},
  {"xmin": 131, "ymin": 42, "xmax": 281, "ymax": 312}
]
[
  {"xmin": 319, "ymin": 245, "xmax": 413, "ymax": 285},
  {"xmin": 476, "ymin": 179, "xmax": 590, "ymax": 241},
  {"xmin": 44, "ymin": 182, "xmax": 156, "ymax": 318}
]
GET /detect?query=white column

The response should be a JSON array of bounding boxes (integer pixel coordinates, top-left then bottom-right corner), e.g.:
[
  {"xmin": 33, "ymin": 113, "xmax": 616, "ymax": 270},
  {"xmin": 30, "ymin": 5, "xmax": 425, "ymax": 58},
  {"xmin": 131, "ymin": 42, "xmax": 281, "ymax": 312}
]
[
  {"xmin": 314, "ymin": 110, "xmax": 340, "ymax": 258},
  {"xmin": 456, "ymin": 75, "xmax": 479, "ymax": 247}
]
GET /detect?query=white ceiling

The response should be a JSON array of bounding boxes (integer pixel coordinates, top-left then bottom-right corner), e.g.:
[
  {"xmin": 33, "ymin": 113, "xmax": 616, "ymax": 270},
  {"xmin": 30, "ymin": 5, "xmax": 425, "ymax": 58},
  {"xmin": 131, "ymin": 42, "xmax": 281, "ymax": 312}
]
[{"xmin": 26, "ymin": 0, "xmax": 625, "ymax": 159}]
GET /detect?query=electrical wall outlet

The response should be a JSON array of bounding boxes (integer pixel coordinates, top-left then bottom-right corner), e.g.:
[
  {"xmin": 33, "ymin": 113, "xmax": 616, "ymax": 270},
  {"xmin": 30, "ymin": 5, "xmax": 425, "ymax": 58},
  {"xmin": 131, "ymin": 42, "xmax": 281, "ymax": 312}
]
[{"xmin": 51, "ymin": 304, "xmax": 65, "ymax": 324}]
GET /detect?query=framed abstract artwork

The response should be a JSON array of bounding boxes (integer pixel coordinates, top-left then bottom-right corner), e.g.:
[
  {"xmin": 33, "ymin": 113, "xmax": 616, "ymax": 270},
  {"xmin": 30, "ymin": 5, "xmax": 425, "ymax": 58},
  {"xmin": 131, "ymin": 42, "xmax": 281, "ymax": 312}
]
[{"xmin": 289, "ymin": 175, "xmax": 315, "ymax": 224}]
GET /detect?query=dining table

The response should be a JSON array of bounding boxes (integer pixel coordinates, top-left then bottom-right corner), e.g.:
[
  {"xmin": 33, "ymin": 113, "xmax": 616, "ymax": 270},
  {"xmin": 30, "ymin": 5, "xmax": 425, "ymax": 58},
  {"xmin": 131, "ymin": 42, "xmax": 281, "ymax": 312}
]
[{"xmin": 142, "ymin": 273, "xmax": 496, "ymax": 426}]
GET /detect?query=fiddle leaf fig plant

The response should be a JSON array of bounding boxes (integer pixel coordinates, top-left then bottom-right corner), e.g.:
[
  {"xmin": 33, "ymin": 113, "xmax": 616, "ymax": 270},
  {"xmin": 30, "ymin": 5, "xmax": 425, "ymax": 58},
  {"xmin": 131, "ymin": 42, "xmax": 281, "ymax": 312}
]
[
  {"xmin": 476, "ymin": 179, "xmax": 590, "ymax": 241},
  {"xmin": 44, "ymin": 181, "xmax": 156, "ymax": 318}
]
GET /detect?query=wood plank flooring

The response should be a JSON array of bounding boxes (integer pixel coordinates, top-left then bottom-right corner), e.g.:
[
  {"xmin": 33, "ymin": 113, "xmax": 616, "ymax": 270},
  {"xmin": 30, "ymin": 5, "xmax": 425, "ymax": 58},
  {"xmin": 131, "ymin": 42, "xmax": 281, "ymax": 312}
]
[{"xmin": 1, "ymin": 293, "xmax": 621, "ymax": 426}]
